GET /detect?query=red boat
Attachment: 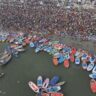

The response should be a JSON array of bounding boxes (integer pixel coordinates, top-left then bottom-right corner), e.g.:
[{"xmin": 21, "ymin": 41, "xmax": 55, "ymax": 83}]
[
  {"xmin": 90, "ymin": 79, "xmax": 96, "ymax": 93},
  {"xmin": 64, "ymin": 59, "xmax": 70, "ymax": 68},
  {"xmin": 70, "ymin": 54, "xmax": 75, "ymax": 62},
  {"xmin": 50, "ymin": 92, "xmax": 64, "ymax": 96}
]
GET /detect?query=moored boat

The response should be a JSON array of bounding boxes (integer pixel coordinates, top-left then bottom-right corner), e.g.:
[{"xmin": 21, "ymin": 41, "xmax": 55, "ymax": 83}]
[
  {"xmin": 45, "ymin": 86, "xmax": 61, "ymax": 93},
  {"xmin": 50, "ymin": 76, "xmax": 59, "ymax": 86},
  {"xmin": 42, "ymin": 78, "xmax": 49, "ymax": 89},
  {"xmin": 56, "ymin": 81, "xmax": 66, "ymax": 86},
  {"xmin": 70, "ymin": 54, "xmax": 75, "ymax": 62},
  {"xmin": 37, "ymin": 76, "xmax": 43, "ymax": 87},
  {"xmin": 90, "ymin": 79, "xmax": 96, "ymax": 93},
  {"xmin": 75, "ymin": 57, "xmax": 80, "ymax": 65},
  {"xmin": 82, "ymin": 60, "xmax": 87, "ymax": 70},
  {"xmin": 28, "ymin": 81, "xmax": 39, "ymax": 93},
  {"xmin": 0, "ymin": 54, "xmax": 12, "ymax": 65},
  {"xmin": 87, "ymin": 63, "xmax": 94, "ymax": 71},
  {"xmin": 89, "ymin": 74, "xmax": 96, "ymax": 79},
  {"xmin": 63, "ymin": 59, "xmax": 70, "ymax": 68},
  {"xmin": 50, "ymin": 92, "xmax": 64, "ymax": 96},
  {"xmin": 92, "ymin": 65, "xmax": 96, "ymax": 74},
  {"xmin": 52, "ymin": 56, "xmax": 58, "ymax": 66}
]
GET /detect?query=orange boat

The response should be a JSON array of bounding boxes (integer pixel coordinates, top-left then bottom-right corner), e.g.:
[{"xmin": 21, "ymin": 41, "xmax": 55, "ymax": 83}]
[
  {"xmin": 53, "ymin": 56, "xmax": 58, "ymax": 66},
  {"xmin": 64, "ymin": 59, "xmax": 70, "ymax": 68},
  {"xmin": 70, "ymin": 54, "xmax": 75, "ymax": 62},
  {"xmin": 90, "ymin": 79, "xmax": 96, "ymax": 93},
  {"xmin": 50, "ymin": 92, "xmax": 64, "ymax": 96}
]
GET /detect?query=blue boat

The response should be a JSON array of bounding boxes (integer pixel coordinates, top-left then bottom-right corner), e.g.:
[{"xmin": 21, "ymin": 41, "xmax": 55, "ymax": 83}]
[
  {"xmin": 45, "ymin": 86, "xmax": 61, "ymax": 93},
  {"xmin": 75, "ymin": 57, "xmax": 80, "ymax": 65},
  {"xmin": 50, "ymin": 76, "xmax": 59, "ymax": 86},
  {"xmin": 89, "ymin": 57, "xmax": 95, "ymax": 63},
  {"xmin": 87, "ymin": 63, "xmax": 94, "ymax": 71},
  {"xmin": 58, "ymin": 55, "xmax": 64, "ymax": 64},
  {"xmin": 37, "ymin": 76, "xmax": 43, "ymax": 87},
  {"xmin": 92, "ymin": 65, "xmax": 96, "ymax": 74},
  {"xmin": 89, "ymin": 73, "xmax": 96, "ymax": 79},
  {"xmin": 82, "ymin": 62, "xmax": 87, "ymax": 70},
  {"xmin": 29, "ymin": 42, "xmax": 34, "ymax": 48}
]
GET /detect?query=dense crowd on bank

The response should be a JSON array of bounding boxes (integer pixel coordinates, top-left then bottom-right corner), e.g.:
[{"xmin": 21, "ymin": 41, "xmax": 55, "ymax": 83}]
[{"xmin": 0, "ymin": 0, "xmax": 96, "ymax": 41}]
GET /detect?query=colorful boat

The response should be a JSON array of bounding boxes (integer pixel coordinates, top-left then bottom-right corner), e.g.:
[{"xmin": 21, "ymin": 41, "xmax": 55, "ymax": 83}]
[
  {"xmin": 28, "ymin": 81, "xmax": 39, "ymax": 93},
  {"xmin": 87, "ymin": 63, "xmax": 94, "ymax": 71},
  {"xmin": 82, "ymin": 60, "xmax": 87, "ymax": 70},
  {"xmin": 42, "ymin": 78, "xmax": 49, "ymax": 89},
  {"xmin": 50, "ymin": 92, "xmax": 64, "ymax": 96},
  {"xmin": 50, "ymin": 76, "xmax": 59, "ymax": 86},
  {"xmin": 89, "ymin": 74, "xmax": 96, "ymax": 79},
  {"xmin": 56, "ymin": 81, "xmax": 66, "ymax": 86},
  {"xmin": 92, "ymin": 65, "xmax": 96, "ymax": 74},
  {"xmin": 90, "ymin": 79, "xmax": 96, "ymax": 93},
  {"xmin": 75, "ymin": 57, "xmax": 80, "ymax": 65},
  {"xmin": 45, "ymin": 86, "xmax": 61, "ymax": 93},
  {"xmin": 64, "ymin": 59, "xmax": 70, "ymax": 68},
  {"xmin": 52, "ymin": 56, "xmax": 58, "ymax": 66},
  {"xmin": 37, "ymin": 76, "xmax": 43, "ymax": 87}
]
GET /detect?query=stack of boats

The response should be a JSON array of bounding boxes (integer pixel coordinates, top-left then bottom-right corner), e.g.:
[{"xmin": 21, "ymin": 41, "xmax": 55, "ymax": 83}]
[
  {"xmin": 28, "ymin": 76, "xmax": 65, "ymax": 96},
  {"xmin": 0, "ymin": 32, "xmax": 96, "ymax": 93}
]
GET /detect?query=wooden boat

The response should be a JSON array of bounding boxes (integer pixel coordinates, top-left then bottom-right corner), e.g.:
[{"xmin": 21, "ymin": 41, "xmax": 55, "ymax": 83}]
[
  {"xmin": 92, "ymin": 65, "xmax": 96, "ymax": 74},
  {"xmin": 0, "ymin": 73, "xmax": 5, "ymax": 78},
  {"xmin": 82, "ymin": 60, "xmax": 87, "ymax": 70},
  {"xmin": 52, "ymin": 56, "xmax": 58, "ymax": 66},
  {"xmin": 45, "ymin": 86, "xmax": 61, "ymax": 93},
  {"xmin": 16, "ymin": 48, "xmax": 25, "ymax": 52},
  {"xmin": 37, "ymin": 76, "xmax": 43, "ymax": 87},
  {"xmin": 70, "ymin": 54, "xmax": 75, "ymax": 62},
  {"xmin": 56, "ymin": 81, "xmax": 66, "ymax": 86},
  {"xmin": 50, "ymin": 76, "xmax": 59, "ymax": 86},
  {"xmin": 87, "ymin": 63, "xmax": 94, "ymax": 71},
  {"xmin": 90, "ymin": 79, "xmax": 96, "ymax": 93},
  {"xmin": 89, "ymin": 74, "xmax": 96, "ymax": 79},
  {"xmin": 50, "ymin": 92, "xmax": 64, "ymax": 96},
  {"xmin": 64, "ymin": 59, "xmax": 70, "ymax": 68},
  {"xmin": 42, "ymin": 78, "xmax": 49, "ymax": 89},
  {"xmin": 28, "ymin": 81, "xmax": 39, "ymax": 93},
  {"xmin": 75, "ymin": 57, "xmax": 80, "ymax": 65},
  {"xmin": 0, "ymin": 54, "xmax": 12, "ymax": 65}
]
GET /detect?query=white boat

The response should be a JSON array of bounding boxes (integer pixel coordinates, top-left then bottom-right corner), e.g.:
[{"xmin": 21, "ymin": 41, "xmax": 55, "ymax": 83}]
[
  {"xmin": 75, "ymin": 57, "xmax": 80, "ymax": 65},
  {"xmin": 87, "ymin": 63, "xmax": 94, "ymax": 71},
  {"xmin": 92, "ymin": 65, "xmax": 96, "ymax": 74},
  {"xmin": 37, "ymin": 76, "xmax": 43, "ymax": 87},
  {"xmin": 82, "ymin": 60, "xmax": 87, "ymax": 70},
  {"xmin": 42, "ymin": 78, "xmax": 49, "ymax": 89},
  {"xmin": 28, "ymin": 81, "xmax": 39, "ymax": 93},
  {"xmin": 89, "ymin": 74, "xmax": 96, "ymax": 79}
]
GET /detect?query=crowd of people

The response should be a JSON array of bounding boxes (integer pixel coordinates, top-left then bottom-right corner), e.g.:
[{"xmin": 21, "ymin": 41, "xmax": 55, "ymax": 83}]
[{"xmin": 0, "ymin": 0, "xmax": 96, "ymax": 41}]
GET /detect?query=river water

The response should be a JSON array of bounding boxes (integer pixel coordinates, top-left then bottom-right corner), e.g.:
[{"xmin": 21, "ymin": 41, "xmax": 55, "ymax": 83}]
[{"xmin": 0, "ymin": 43, "xmax": 96, "ymax": 96}]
